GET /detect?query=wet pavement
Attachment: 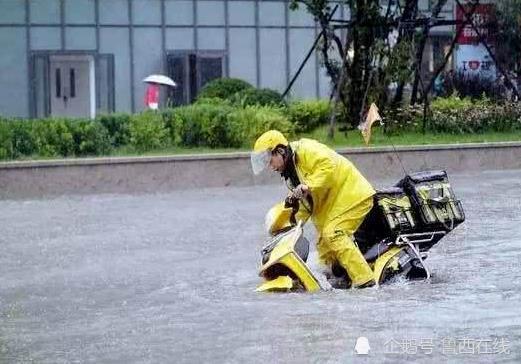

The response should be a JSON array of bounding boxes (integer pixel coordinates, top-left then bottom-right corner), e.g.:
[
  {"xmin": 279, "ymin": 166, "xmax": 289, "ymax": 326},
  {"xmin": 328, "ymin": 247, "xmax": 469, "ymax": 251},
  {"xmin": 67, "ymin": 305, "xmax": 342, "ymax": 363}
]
[{"xmin": 1, "ymin": 169, "xmax": 520, "ymax": 363}]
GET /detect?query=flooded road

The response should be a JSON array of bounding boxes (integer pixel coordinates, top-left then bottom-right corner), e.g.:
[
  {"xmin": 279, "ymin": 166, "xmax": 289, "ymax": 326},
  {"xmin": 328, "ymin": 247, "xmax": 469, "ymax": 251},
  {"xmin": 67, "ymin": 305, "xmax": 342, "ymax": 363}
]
[{"xmin": 1, "ymin": 170, "xmax": 520, "ymax": 363}]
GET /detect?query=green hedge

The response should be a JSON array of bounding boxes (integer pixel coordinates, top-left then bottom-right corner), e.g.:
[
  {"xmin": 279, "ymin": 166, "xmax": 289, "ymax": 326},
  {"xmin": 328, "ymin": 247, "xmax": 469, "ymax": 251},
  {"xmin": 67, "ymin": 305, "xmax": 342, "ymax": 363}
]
[
  {"xmin": 287, "ymin": 99, "xmax": 331, "ymax": 133},
  {"xmin": 230, "ymin": 88, "xmax": 286, "ymax": 107},
  {"xmin": 170, "ymin": 103, "xmax": 235, "ymax": 147},
  {"xmin": 197, "ymin": 78, "xmax": 253, "ymax": 100},
  {"xmin": 0, "ymin": 102, "xmax": 295, "ymax": 160},
  {"xmin": 227, "ymin": 105, "xmax": 294, "ymax": 146},
  {"xmin": 428, "ymin": 98, "xmax": 521, "ymax": 133},
  {"xmin": 0, "ymin": 120, "xmax": 12, "ymax": 160},
  {"xmin": 97, "ymin": 113, "xmax": 131, "ymax": 147},
  {"xmin": 2, "ymin": 94, "xmax": 520, "ymax": 161},
  {"xmin": 169, "ymin": 103, "xmax": 293, "ymax": 148},
  {"xmin": 129, "ymin": 111, "xmax": 169, "ymax": 152},
  {"xmin": 383, "ymin": 96, "xmax": 521, "ymax": 134}
]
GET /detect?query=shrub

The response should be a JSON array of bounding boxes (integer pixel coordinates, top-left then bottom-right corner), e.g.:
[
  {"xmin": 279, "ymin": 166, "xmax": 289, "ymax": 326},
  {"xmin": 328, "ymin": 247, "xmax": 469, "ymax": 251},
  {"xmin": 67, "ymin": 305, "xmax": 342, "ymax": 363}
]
[
  {"xmin": 0, "ymin": 120, "xmax": 12, "ymax": 160},
  {"xmin": 31, "ymin": 118, "xmax": 74, "ymax": 157},
  {"xmin": 227, "ymin": 105, "xmax": 294, "ymax": 147},
  {"xmin": 169, "ymin": 105, "xmax": 204, "ymax": 147},
  {"xmin": 68, "ymin": 119, "xmax": 112, "ymax": 156},
  {"xmin": 382, "ymin": 105, "xmax": 424, "ymax": 135},
  {"xmin": 430, "ymin": 95, "xmax": 475, "ymax": 113},
  {"xmin": 428, "ymin": 102, "xmax": 521, "ymax": 134},
  {"xmin": 10, "ymin": 120, "xmax": 36, "ymax": 158},
  {"xmin": 97, "ymin": 113, "xmax": 131, "ymax": 147},
  {"xmin": 159, "ymin": 108, "xmax": 179, "ymax": 143},
  {"xmin": 199, "ymin": 105, "xmax": 235, "ymax": 148},
  {"xmin": 385, "ymin": 96, "xmax": 521, "ymax": 134},
  {"xmin": 287, "ymin": 99, "xmax": 331, "ymax": 133},
  {"xmin": 230, "ymin": 88, "xmax": 286, "ymax": 107},
  {"xmin": 129, "ymin": 111, "xmax": 169, "ymax": 152},
  {"xmin": 197, "ymin": 78, "xmax": 253, "ymax": 100},
  {"xmin": 194, "ymin": 97, "xmax": 232, "ymax": 106},
  {"xmin": 171, "ymin": 103, "xmax": 235, "ymax": 147}
]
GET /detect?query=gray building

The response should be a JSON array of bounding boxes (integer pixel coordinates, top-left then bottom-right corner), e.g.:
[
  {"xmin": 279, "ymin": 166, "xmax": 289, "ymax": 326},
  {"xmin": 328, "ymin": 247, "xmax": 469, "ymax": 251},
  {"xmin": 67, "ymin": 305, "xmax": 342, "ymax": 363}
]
[{"xmin": 0, "ymin": 0, "xmax": 455, "ymax": 119}]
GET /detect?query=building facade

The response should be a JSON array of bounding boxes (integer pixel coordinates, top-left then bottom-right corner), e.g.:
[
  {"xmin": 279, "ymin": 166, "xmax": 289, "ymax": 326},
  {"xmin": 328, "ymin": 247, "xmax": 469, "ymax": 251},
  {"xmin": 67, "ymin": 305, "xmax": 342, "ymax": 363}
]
[{"xmin": 0, "ymin": 0, "xmax": 456, "ymax": 119}]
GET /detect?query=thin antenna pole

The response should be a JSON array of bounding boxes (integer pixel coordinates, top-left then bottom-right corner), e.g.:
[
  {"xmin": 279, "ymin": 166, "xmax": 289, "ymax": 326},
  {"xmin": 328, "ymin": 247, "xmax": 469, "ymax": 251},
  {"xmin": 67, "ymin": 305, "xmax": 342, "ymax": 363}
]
[
  {"xmin": 388, "ymin": 138, "xmax": 409, "ymax": 176},
  {"xmin": 379, "ymin": 120, "xmax": 408, "ymax": 175}
]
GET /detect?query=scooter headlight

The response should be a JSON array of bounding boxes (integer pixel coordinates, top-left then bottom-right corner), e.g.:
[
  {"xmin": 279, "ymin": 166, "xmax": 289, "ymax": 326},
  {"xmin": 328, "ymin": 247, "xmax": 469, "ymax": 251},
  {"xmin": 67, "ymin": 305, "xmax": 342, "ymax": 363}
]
[
  {"xmin": 264, "ymin": 202, "xmax": 293, "ymax": 235},
  {"xmin": 264, "ymin": 207, "xmax": 276, "ymax": 234}
]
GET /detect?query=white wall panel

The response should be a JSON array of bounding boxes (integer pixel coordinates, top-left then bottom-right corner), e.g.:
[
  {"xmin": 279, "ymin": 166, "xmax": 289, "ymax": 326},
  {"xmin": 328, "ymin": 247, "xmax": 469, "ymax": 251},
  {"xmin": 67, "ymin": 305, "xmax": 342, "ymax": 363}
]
[
  {"xmin": 197, "ymin": 0, "xmax": 224, "ymax": 26},
  {"xmin": 30, "ymin": 0, "xmax": 60, "ymax": 24},
  {"xmin": 0, "ymin": 28, "xmax": 28, "ymax": 116},
  {"xmin": 259, "ymin": 28, "xmax": 285, "ymax": 91},
  {"xmin": 30, "ymin": 27, "xmax": 61, "ymax": 50},
  {"xmin": 229, "ymin": 28, "xmax": 256, "ymax": 86},
  {"xmin": 0, "ymin": 0, "xmax": 25, "ymax": 24},
  {"xmin": 197, "ymin": 28, "xmax": 225, "ymax": 50},
  {"xmin": 165, "ymin": 0, "xmax": 193, "ymax": 25},
  {"xmin": 65, "ymin": 0, "xmax": 95, "ymax": 24},
  {"xmin": 228, "ymin": 1, "xmax": 254, "ymax": 26},
  {"xmin": 65, "ymin": 27, "xmax": 96, "ymax": 50},
  {"xmin": 133, "ymin": 28, "xmax": 162, "ymax": 111},
  {"xmin": 259, "ymin": 2, "xmax": 284, "ymax": 27},
  {"xmin": 133, "ymin": 0, "xmax": 161, "ymax": 25},
  {"xmin": 289, "ymin": 28, "xmax": 317, "ymax": 98},
  {"xmin": 166, "ymin": 28, "xmax": 194, "ymax": 50},
  {"xmin": 99, "ymin": 27, "xmax": 132, "ymax": 112},
  {"xmin": 99, "ymin": 0, "xmax": 129, "ymax": 25}
]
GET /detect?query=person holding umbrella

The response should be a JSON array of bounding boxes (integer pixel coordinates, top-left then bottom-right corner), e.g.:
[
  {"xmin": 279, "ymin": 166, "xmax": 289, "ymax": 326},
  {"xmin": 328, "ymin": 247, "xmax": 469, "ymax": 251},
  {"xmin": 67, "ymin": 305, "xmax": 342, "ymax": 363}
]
[{"xmin": 143, "ymin": 74, "xmax": 177, "ymax": 110}]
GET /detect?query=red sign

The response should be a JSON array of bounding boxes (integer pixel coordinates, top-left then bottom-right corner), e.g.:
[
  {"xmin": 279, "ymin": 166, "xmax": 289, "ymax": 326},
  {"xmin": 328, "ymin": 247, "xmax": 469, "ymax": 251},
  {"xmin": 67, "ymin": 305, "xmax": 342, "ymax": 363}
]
[{"xmin": 456, "ymin": 4, "xmax": 496, "ymax": 45}]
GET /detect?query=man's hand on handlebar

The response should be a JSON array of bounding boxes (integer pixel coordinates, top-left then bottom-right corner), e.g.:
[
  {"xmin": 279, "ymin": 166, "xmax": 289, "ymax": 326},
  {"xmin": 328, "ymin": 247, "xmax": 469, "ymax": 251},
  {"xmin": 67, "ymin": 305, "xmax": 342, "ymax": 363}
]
[{"xmin": 290, "ymin": 184, "xmax": 309, "ymax": 200}]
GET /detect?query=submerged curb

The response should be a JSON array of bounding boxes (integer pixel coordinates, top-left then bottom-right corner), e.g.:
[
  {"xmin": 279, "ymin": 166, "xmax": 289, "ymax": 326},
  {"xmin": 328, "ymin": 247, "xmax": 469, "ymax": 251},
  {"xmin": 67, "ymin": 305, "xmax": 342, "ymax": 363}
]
[
  {"xmin": 1, "ymin": 141, "xmax": 521, "ymax": 169},
  {"xmin": 1, "ymin": 141, "xmax": 520, "ymax": 199}
]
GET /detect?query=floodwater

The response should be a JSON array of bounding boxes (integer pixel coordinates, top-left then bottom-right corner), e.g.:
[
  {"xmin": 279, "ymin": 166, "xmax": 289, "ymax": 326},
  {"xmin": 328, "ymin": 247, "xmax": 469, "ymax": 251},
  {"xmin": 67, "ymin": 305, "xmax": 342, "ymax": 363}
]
[{"xmin": 1, "ymin": 170, "xmax": 520, "ymax": 363}]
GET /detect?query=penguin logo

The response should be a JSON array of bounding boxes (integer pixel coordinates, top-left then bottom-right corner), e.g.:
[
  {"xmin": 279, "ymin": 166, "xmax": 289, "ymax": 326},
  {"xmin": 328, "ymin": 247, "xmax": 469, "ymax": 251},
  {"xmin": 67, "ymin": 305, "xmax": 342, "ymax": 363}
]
[{"xmin": 355, "ymin": 336, "xmax": 370, "ymax": 355}]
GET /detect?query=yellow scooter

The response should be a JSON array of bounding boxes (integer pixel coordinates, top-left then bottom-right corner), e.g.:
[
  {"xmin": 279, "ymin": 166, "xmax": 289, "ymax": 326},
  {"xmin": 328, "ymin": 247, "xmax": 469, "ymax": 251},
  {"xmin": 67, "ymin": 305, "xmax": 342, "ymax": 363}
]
[{"xmin": 257, "ymin": 171, "xmax": 465, "ymax": 292}]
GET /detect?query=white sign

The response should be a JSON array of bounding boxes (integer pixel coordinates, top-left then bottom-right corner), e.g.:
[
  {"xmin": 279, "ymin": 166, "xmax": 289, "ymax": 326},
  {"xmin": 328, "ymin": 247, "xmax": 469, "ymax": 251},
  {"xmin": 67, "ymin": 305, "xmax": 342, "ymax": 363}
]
[{"xmin": 456, "ymin": 44, "xmax": 496, "ymax": 80}]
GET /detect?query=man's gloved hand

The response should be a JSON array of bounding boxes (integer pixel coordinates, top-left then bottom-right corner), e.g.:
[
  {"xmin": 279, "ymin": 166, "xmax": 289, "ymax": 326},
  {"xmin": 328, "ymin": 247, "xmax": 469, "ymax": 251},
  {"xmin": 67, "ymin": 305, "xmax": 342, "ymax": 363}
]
[{"xmin": 291, "ymin": 184, "xmax": 309, "ymax": 200}]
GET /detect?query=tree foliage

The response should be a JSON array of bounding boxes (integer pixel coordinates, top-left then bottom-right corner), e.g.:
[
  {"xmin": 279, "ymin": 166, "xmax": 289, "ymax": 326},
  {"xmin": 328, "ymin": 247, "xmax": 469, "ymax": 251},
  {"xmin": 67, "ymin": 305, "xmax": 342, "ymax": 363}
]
[
  {"xmin": 288, "ymin": 1, "xmax": 493, "ymax": 133},
  {"xmin": 496, "ymin": 0, "xmax": 521, "ymax": 73}
]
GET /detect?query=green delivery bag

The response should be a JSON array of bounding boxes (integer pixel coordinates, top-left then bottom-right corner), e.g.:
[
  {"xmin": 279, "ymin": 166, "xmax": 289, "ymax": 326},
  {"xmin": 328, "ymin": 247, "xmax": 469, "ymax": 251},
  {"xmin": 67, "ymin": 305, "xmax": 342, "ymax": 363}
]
[{"xmin": 397, "ymin": 170, "xmax": 465, "ymax": 231}]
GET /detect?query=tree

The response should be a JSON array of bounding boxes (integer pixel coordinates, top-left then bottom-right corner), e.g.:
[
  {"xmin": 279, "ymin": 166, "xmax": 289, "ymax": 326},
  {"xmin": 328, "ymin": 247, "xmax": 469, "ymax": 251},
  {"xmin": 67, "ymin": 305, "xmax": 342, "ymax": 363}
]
[
  {"xmin": 290, "ymin": 0, "xmax": 431, "ymax": 131},
  {"xmin": 496, "ymin": 0, "xmax": 521, "ymax": 77},
  {"xmin": 288, "ymin": 1, "xmax": 493, "ymax": 136}
]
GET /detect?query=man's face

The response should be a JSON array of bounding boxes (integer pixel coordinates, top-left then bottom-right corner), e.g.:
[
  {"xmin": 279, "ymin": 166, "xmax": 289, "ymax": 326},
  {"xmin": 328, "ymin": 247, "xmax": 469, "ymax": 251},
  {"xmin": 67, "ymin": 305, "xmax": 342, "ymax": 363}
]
[{"xmin": 269, "ymin": 150, "xmax": 285, "ymax": 173}]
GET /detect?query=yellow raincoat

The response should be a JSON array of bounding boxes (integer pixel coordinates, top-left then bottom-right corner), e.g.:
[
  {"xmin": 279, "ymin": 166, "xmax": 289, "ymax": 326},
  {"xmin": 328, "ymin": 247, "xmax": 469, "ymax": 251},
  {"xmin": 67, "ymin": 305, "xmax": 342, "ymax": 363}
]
[{"xmin": 290, "ymin": 138, "xmax": 376, "ymax": 286}]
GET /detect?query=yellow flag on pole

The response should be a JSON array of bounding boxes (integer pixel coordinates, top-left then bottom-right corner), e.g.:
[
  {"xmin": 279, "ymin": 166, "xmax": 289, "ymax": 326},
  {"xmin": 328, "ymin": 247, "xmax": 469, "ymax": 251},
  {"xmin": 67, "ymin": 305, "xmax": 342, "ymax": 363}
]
[{"xmin": 358, "ymin": 103, "xmax": 381, "ymax": 145}]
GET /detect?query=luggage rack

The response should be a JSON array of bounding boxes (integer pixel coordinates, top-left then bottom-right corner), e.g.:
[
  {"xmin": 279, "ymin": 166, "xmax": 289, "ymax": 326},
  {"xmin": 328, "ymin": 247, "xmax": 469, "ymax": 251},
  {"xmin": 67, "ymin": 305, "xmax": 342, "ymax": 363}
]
[
  {"xmin": 394, "ymin": 231, "xmax": 446, "ymax": 247},
  {"xmin": 393, "ymin": 231, "xmax": 446, "ymax": 280}
]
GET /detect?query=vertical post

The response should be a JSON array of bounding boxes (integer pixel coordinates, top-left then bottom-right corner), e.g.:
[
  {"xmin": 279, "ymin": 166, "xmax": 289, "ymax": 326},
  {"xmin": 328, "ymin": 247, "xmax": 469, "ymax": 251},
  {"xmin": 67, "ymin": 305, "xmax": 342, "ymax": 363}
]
[
  {"xmin": 161, "ymin": 0, "xmax": 166, "ymax": 73},
  {"xmin": 26, "ymin": 0, "xmax": 32, "ymax": 117},
  {"xmin": 60, "ymin": 0, "xmax": 65, "ymax": 50},
  {"xmin": 224, "ymin": 0, "xmax": 230, "ymax": 77},
  {"xmin": 95, "ymin": 0, "xmax": 100, "ymax": 112},
  {"xmin": 254, "ymin": 0, "xmax": 260, "ymax": 87},
  {"xmin": 284, "ymin": 0, "xmax": 290, "ymax": 88},
  {"xmin": 128, "ymin": 0, "xmax": 135, "ymax": 113}
]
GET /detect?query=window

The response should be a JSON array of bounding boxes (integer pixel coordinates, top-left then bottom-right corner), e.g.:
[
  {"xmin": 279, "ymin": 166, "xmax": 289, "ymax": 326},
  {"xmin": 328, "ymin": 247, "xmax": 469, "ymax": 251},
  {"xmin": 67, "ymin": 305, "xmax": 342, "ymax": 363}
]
[{"xmin": 166, "ymin": 51, "xmax": 225, "ymax": 105}]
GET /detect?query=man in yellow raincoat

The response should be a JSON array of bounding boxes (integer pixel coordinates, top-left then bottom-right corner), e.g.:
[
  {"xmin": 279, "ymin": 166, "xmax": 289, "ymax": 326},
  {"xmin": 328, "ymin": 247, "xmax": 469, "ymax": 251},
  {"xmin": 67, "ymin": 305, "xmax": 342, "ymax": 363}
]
[{"xmin": 251, "ymin": 130, "xmax": 376, "ymax": 288}]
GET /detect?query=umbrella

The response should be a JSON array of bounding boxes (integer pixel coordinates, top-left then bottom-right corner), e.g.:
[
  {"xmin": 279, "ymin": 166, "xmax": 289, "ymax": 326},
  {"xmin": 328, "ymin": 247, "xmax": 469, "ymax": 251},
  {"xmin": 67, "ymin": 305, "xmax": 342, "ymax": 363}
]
[{"xmin": 143, "ymin": 74, "xmax": 177, "ymax": 87}]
